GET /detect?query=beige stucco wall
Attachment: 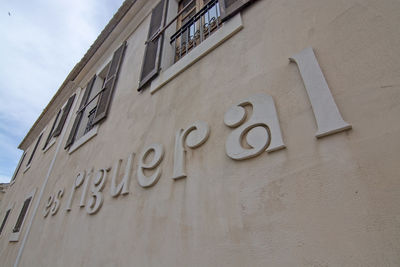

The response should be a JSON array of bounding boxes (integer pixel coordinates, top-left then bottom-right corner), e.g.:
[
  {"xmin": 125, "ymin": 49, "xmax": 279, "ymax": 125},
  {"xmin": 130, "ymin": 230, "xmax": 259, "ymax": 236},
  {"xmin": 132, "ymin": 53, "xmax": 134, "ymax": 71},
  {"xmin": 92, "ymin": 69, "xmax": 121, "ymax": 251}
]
[{"xmin": 1, "ymin": 0, "xmax": 400, "ymax": 266}]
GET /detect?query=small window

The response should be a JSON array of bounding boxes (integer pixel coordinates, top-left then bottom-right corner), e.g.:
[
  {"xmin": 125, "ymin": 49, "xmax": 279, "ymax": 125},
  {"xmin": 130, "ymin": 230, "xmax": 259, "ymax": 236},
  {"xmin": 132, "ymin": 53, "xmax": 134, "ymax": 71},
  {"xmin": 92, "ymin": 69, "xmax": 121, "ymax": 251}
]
[
  {"xmin": 12, "ymin": 197, "xmax": 31, "ymax": 233},
  {"xmin": 42, "ymin": 109, "xmax": 61, "ymax": 150},
  {"xmin": 0, "ymin": 209, "xmax": 11, "ymax": 235},
  {"xmin": 26, "ymin": 132, "xmax": 43, "ymax": 167},
  {"xmin": 10, "ymin": 189, "xmax": 35, "ymax": 242},
  {"xmin": 10, "ymin": 152, "xmax": 26, "ymax": 183}
]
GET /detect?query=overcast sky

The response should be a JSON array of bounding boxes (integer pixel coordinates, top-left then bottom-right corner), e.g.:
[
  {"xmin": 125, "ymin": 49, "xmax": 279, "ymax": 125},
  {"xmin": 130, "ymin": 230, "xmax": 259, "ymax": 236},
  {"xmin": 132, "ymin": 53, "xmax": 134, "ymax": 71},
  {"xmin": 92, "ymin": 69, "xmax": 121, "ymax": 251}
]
[{"xmin": 0, "ymin": 0, "xmax": 125, "ymax": 183}]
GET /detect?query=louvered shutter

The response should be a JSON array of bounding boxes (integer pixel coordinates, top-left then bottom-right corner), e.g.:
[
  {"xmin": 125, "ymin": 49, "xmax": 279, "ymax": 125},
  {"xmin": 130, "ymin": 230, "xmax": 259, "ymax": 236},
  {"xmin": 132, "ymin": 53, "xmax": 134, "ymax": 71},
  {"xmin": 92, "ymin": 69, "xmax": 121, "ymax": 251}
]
[
  {"xmin": 0, "ymin": 209, "xmax": 11, "ymax": 235},
  {"xmin": 11, "ymin": 152, "xmax": 26, "ymax": 182},
  {"xmin": 43, "ymin": 109, "xmax": 61, "ymax": 150},
  {"xmin": 65, "ymin": 76, "xmax": 96, "ymax": 149},
  {"xmin": 92, "ymin": 42, "xmax": 126, "ymax": 125},
  {"xmin": 52, "ymin": 94, "xmax": 76, "ymax": 137},
  {"xmin": 138, "ymin": 0, "xmax": 167, "ymax": 91},
  {"xmin": 27, "ymin": 133, "xmax": 43, "ymax": 165},
  {"xmin": 220, "ymin": 0, "xmax": 257, "ymax": 22},
  {"xmin": 13, "ymin": 197, "xmax": 31, "ymax": 233}
]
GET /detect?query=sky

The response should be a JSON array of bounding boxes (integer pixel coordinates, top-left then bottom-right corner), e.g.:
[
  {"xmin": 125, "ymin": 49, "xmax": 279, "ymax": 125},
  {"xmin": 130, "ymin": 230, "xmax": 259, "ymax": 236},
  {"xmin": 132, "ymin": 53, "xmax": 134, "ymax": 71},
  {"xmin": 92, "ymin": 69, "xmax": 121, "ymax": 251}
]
[{"xmin": 0, "ymin": 0, "xmax": 125, "ymax": 183}]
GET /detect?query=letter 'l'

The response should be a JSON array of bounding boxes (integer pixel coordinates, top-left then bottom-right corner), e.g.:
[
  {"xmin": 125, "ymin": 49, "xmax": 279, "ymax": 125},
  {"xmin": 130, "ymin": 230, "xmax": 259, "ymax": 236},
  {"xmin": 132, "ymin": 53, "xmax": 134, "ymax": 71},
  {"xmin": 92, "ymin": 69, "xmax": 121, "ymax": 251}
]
[{"xmin": 290, "ymin": 47, "xmax": 351, "ymax": 138}]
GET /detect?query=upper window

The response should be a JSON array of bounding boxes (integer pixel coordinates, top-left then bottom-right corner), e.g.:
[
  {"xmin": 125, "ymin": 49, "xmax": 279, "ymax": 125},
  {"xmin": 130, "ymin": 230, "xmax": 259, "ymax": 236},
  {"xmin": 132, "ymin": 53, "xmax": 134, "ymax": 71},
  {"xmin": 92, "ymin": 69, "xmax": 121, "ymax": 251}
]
[
  {"xmin": 65, "ymin": 42, "xmax": 126, "ymax": 151},
  {"xmin": 174, "ymin": 0, "xmax": 221, "ymax": 61},
  {"xmin": 138, "ymin": 0, "xmax": 254, "ymax": 92}
]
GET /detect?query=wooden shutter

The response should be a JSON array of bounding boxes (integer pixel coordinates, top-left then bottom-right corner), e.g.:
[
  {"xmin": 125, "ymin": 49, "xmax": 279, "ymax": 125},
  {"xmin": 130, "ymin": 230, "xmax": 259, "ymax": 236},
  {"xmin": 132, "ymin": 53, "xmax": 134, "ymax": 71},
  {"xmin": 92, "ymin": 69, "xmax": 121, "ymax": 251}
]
[
  {"xmin": 13, "ymin": 197, "xmax": 31, "ymax": 233},
  {"xmin": 43, "ymin": 109, "xmax": 61, "ymax": 150},
  {"xmin": 52, "ymin": 94, "xmax": 76, "ymax": 137},
  {"xmin": 220, "ymin": 0, "xmax": 257, "ymax": 22},
  {"xmin": 92, "ymin": 42, "xmax": 127, "ymax": 125},
  {"xmin": 11, "ymin": 152, "xmax": 26, "ymax": 182},
  {"xmin": 27, "ymin": 132, "xmax": 43, "ymax": 165},
  {"xmin": 65, "ymin": 76, "xmax": 96, "ymax": 149},
  {"xmin": 138, "ymin": 0, "xmax": 167, "ymax": 91},
  {"xmin": 0, "ymin": 209, "xmax": 11, "ymax": 235}
]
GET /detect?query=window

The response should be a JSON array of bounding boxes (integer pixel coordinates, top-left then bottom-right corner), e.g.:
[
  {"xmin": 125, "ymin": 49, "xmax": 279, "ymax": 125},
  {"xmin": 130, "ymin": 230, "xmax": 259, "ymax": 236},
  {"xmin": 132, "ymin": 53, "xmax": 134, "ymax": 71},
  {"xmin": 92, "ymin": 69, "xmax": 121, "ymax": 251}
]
[
  {"xmin": 174, "ymin": 0, "xmax": 221, "ymax": 61},
  {"xmin": 26, "ymin": 132, "xmax": 43, "ymax": 168},
  {"xmin": 138, "ymin": 0, "xmax": 255, "ymax": 92},
  {"xmin": 12, "ymin": 198, "xmax": 31, "ymax": 233},
  {"xmin": 9, "ymin": 189, "xmax": 35, "ymax": 242},
  {"xmin": 65, "ymin": 42, "xmax": 126, "ymax": 151},
  {"xmin": 10, "ymin": 152, "xmax": 26, "ymax": 183},
  {"xmin": 0, "ymin": 209, "xmax": 11, "ymax": 235},
  {"xmin": 42, "ymin": 94, "xmax": 76, "ymax": 151}
]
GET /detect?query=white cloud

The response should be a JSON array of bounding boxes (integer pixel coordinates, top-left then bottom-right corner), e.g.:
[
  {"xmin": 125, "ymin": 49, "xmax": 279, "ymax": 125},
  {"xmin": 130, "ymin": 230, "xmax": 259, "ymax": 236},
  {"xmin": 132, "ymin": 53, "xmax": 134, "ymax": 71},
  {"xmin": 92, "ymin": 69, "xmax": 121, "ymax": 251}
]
[{"xmin": 0, "ymin": 0, "xmax": 124, "ymax": 183}]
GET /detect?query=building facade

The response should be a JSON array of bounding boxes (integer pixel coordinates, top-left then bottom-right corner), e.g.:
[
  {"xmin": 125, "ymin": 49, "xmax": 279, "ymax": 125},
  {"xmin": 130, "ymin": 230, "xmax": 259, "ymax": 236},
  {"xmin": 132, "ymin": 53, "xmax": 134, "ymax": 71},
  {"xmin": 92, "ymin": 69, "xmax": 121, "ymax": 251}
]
[{"xmin": 1, "ymin": 0, "xmax": 400, "ymax": 266}]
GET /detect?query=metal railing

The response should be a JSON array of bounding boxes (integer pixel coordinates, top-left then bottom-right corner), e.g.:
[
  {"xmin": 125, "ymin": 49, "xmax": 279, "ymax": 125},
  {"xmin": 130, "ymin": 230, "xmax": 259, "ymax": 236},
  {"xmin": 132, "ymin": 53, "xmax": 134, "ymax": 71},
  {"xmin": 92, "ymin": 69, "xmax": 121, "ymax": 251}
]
[{"xmin": 170, "ymin": 0, "xmax": 221, "ymax": 61}]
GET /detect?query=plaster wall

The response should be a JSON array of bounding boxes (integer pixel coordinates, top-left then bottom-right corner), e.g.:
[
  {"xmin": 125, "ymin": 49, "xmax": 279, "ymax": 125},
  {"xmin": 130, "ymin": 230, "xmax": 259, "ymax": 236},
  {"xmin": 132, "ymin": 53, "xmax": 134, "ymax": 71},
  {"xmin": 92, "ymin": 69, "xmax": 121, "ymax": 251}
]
[{"xmin": 1, "ymin": 0, "xmax": 400, "ymax": 266}]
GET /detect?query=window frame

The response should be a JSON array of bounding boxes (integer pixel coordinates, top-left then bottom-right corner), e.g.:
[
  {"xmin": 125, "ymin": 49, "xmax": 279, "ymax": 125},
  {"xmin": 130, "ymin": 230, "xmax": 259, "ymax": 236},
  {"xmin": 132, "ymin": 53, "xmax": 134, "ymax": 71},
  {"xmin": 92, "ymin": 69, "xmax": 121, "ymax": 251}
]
[
  {"xmin": 9, "ymin": 189, "xmax": 36, "ymax": 242},
  {"xmin": 0, "ymin": 202, "xmax": 14, "ymax": 236},
  {"xmin": 151, "ymin": 11, "xmax": 243, "ymax": 94},
  {"xmin": 42, "ymin": 104, "xmax": 64, "ymax": 153},
  {"xmin": 10, "ymin": 152, "xmax": 26, "ymax": 184},
  {"xmin": 24, "ymin": 129, "xmax": 46, "ymax": 172},
  {"xmin": 66, "ymin": 61, "xmax": 111, "ymax": 154}
]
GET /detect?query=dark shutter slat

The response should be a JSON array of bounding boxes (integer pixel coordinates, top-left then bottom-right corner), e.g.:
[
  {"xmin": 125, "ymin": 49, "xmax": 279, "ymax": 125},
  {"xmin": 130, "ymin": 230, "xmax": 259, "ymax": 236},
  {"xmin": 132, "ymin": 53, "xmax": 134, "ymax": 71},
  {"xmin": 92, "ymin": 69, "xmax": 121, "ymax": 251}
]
[
  {"xmin": 0, "ymin": 210, "xmax": 11, "ymax": 235},
  {"xmin": 107, "ymin": 42, "xmax": 126, "ymax": 78},
  {"xmin": 220, "ymin": 0, "xmax": 256, "ymax": 22},
  {"xmin": 52, "ymin": 94, "xmax": 76, "ymax": 137},
  {"xmin": 65, "ymin": 76, "xmax": 96, "ymax": 149},
  {"xmin": 27, "ymin": 133, "xmax": 43, "ymax": 165},
  {"xmin": 138, "ymin": 0, "xmax": 167, "ymax": 91},
  {"xmin": 92, "ymin": 42, "xmax": 126, "ymax": 125},
  {"xmin": 11, "ymin": 152, "xmax": 26, "ymax": 182},
  {"xmin": 13, "ymin": 197, "xmax": 31, "ymax": 233},
  {"xmin": 43, "ymin": 109, "xmax": 61, "ymax": 150}
]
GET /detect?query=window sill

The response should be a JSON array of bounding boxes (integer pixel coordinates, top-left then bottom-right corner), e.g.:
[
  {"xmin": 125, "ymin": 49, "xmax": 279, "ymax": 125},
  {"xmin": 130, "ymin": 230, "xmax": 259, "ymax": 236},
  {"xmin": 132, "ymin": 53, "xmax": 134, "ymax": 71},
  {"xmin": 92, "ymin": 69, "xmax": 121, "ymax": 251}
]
[
  {"xmin": 23, "ymin": 164, "xmax": 31, "ymax": 174},
  {"xmin": 68, "ymin": 125, "xmax": 99, "ymax": 154},
  {"xmin": 150, "ymin": 13, "xmax": 243, "ymax": 94},
  {"xmin": 9, "ymin": 231, "xmax": 20, "ymax": 242},
  {"xmin": 43, "ymin": 138, "xmax": 56, "ymax": 153}
]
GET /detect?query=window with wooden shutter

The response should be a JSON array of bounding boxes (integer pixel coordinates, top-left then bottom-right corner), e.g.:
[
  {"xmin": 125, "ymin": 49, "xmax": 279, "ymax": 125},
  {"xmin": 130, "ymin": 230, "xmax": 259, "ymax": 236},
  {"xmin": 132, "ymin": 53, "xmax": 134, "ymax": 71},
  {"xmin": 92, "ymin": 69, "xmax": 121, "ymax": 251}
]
[
  {"xmin": 26, "ymin": 132, "xmax": 43, "ymax": 166},
  {"xmin": 138, "ymin": 0, "xmax": 168, "ymax": 91},
  {"xmin": 43, "ymin": 109, "xmax": 61, "ymax": 150},
  {"xmin": 0, "ymin": 209, "xmax": 11, "ymax": 235},
  {"xmin": 65, "ymin": 42, "xmax": 127, "ymax": 150},
  {"xmin": 52, "ymin": 94, "xmax": 76, "ymax": 137},
  {"xmin": 219, "ymin": 0, "xmax": 256, "ymax": 22},
  {"xmin": 92, "ymin": 42, "xmax": 126, "ymax": 125},
  {"xmin": 65, "ymin": 75, "xmax": 96, "ymax": 149},
  {"xmin": 12, "ymin": 197, "xmax": 31, "ymax": 233},
  {"xmin": 11, "ymin": 152, "xmax": 26, "ymax": 182}
]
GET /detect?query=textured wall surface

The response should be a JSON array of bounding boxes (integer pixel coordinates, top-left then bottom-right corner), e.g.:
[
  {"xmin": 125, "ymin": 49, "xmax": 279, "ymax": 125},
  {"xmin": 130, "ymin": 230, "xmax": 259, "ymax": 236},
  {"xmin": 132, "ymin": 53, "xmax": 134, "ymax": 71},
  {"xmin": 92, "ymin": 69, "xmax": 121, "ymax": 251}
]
[{"xmin": 1, "ymin": 0, "xmax": 400, "ymax": 266}]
